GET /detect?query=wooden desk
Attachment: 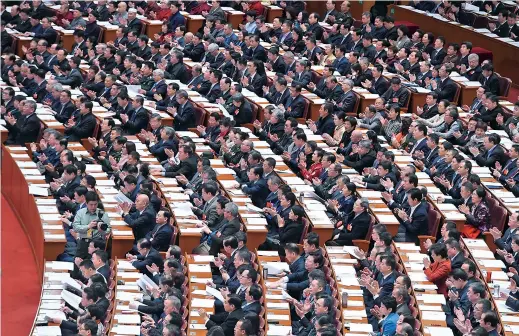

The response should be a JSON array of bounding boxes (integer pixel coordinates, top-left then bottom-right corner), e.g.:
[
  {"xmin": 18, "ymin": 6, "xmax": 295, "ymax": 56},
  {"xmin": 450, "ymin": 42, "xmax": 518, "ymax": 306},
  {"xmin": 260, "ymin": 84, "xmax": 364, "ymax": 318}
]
[
  {"xmin": 185, "ymin": 16, "xmax": 204, "ymax": 35},
  {"xmin": 390, "ymin": 5, "xmax": 519, "ymax": 87},
  {"xmin": 101, "ymin": 27, "xmax": 117, "ymax": 43},
  {"xmin": 144, "ymin": 22, "xmax": 162, "ymax": 40},
  {"xmin": 266, "ymin": 6, "xmax": 283, "ymax": 23}
]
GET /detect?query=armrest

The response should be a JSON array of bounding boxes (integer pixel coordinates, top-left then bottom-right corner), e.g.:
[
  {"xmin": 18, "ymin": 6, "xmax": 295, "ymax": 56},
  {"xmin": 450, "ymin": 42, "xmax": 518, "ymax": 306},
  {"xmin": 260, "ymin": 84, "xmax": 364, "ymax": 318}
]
[
  {"xmin": 188, "ymin": 128, "xmax": 201, "ymax": 136},
  {"xmin": 417, "ymin": 235, "xmax": 436, "ymax": 254},
  {"xmin": 352, "ymin": 239, "xmax": 370, "ymax": 253},
  {"xmin": 483, "ymin": 232, "xmax": 497, "ymax": 254},
  {"xmin": 242, "ymin": 123, "xmax": 255, "ymax": 132}
]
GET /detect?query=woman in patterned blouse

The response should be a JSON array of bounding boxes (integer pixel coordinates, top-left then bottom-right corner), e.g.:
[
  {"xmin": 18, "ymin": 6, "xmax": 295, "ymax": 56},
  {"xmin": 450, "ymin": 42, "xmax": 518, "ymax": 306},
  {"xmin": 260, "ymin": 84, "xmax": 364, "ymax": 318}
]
[{"xmin": 459, "ymin": 186, "xmax": 490, "ymax": 238}]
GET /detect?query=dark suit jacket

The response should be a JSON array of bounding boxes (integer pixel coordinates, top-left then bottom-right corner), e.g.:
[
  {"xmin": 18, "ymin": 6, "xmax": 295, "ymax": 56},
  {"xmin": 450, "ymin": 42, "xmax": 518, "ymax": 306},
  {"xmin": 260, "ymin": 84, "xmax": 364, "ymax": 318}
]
[
  {"xmin": 314, "ymin": 114, "xmax": 335, "ymax": 136},
  {"xmin": 174, "ymin": 101, "xmax": 196, "ymax": 131},
  {"xmin": 337, "ymin": 211, "xmax": 371, "ymax": 244},
  {"xmin": 232, "ymin": 101, "xmax": 253, "ymax": 126},
  {"xmin": 184, "ymin": 42, "xmax": 205, "ymax": 62},
  {"xmin": 430, "ymin": 48, "xmax": 447, "ymax": 66},
  {"xmin": 243, "ymin": 178, "xmax": 270, "ymax": 208},
  {"xmin": 368, "ymin": 76, "xmax": 390, "ymax": 96},
  {"xmin": 4, "ymin": 113, "xmax": 41, "ymax": 145},
  {"xmin": 124, "ymin": 205, "xmax": 157, "ymax": 242},
  {"xmin": 149, "ymin": 139, "xmax": 177, "ymax": 162},
  {"xmin": 337, "ymin": 90, "xmax": 357, "ymax": 113},
  {"xmin": 474, "ymin": 145, "xmax": 506, "ymax": 168},
  {"xmin": 65, "ymin": 112, "xmax": 96, "ymax": 141},
  {"xmin": 133, "ymin": 248, "xmax": 164, "ymax": 277},
  {"xmin": 242, "ymin": 301, "xmax": 262, "ymax": 314},
  {"xmin": 206, "ymin": 308, "xmax": 243, "ymax": 336},
  {"xmin": 246, "ymin": 45, "xmax": 267, "ymax": 62},
  {"xmin": 164, "ymin": 155, "xmax": 197, "ymax": 180},
  {"xmin": 289, "ymin": 256, "xmax": 305, "ymax": 274},
  {"xmin": 479, "ymin": 73, "xmax": 500, "ymax": 96},
  {"xmin": 53, "ymin": 101, "xmax": 76, "ymax": 123},
  {"xmin": 124, "ymin": 107, "xmax": 149, "ymax": 135},
  {"xmin": 145, "ymin": 80, "xmax": 168, "ymax": 100},
  {"xmin": 146, "ymin": 223, "xmax": 174, "ymax": 252},
  {"xmin": 246, "ymin": 73, "xmax": 267, "ymax": 96},
  {"xmin": 401, "ymin": 202, "xmax": 429, "ymax": 243},
  {"xmin": 284, "ymin": 94, "xmax": 306, "ymax": 118},
  {"xmin": 205, "ymin": 83, "xmax": 221, "ymax": 103},
  {"xmin": 435, "ymin": 77, "xmax": 458, "ymax": 102},
  {"xmin": 97, "ymin": 264, "xmax": 111, "ymax": 283}
]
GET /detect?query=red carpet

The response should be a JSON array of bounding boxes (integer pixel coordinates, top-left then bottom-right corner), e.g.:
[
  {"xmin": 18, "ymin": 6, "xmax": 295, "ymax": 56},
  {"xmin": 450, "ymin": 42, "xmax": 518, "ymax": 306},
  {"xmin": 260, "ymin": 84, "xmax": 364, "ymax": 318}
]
[{"xmin": 1, "ymin": 195, "xmax": 41, "ymax": 336}]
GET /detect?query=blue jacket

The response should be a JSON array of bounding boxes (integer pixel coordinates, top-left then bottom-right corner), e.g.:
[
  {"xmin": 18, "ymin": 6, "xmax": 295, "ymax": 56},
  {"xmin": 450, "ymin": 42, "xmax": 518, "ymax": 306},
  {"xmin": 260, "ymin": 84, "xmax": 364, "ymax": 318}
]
[{"xmin": 378, "ymin": 312, "xmax": 398, "ymax": 336}]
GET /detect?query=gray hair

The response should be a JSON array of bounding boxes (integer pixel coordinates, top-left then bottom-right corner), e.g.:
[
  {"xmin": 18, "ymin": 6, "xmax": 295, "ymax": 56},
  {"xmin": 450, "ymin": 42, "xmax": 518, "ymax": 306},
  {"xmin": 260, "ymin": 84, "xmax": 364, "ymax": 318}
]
[
  {"xmin": 343, "ymin": 79, "xmax": 354, "ymax": 88},
  {"xmin": 284, "ymin": 51, "xmax": 294, "ymax": 60},
  {"xmin": 224, "ymin": 203, "xmax": 239, "ymax": 217},
  {"xmin": 359, "ymin": 197, "xmax": 369, "ymax": 210},
  {"xmin": 163, "ymin": 126, "xmax": 175, "ymax": 138},
  {"xmin": 202, "ymin": 167, "xmax": 217, "ymax": 180},
  {"xmin": 153, "ymin": 69, "xmax": 165, "ymax": 78},
  {"xmin": 25, "ymin": 100, "xmax": 37, "ymax": 111},
  {"xmin": 52, "ymin": 83, "xmax": 64, "ymax": 92},
  {"xmin": 176, "ymin": 90, "xmax": 188, "ymax": 99},
  {"xmin": 208, "ymin": 43, "xmax": 219, "ymax": 52},
  {"xmin": 358, "ymin": 140, "xmax": 372, "ymax": 150},
  {"xmin": 242, "ymin": 140, "xmax": 254, "ymax": 149},
  {"xmin": 272, "ymin": 108, "xmax": 285, "ymax": 121},
  {"xmin": 268, "ymin": 175, "xmax": 282, "ymax": 186},
  {"xmin": 468, "ymin": 53, "xmax": 479, "ymax": 62},
  {"xmin": 165, "ymin": 296, "xmax": 181, "ymax": 312},
  {"xmin": 359, "ymin": 57, "xmax": 369, "ymax": 66}
]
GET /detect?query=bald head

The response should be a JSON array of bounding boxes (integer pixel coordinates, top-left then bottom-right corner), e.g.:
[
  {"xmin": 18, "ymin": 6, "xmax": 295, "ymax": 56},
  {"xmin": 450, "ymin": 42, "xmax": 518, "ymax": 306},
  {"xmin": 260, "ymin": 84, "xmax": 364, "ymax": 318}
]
[
  {"xmin": 351, "ymin": 131, "xmax": 363, "ymax": 142},
  {"xmin": 135, "ymin": 194, "xmax": 149, "ymax": 211}
]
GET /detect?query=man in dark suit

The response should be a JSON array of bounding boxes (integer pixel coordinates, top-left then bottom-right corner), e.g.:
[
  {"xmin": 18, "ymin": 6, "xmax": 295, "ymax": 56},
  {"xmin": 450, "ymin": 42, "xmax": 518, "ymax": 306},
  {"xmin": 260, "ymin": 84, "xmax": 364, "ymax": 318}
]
[
  {"xmin": 64, "ymin": 101, "xmax": 96, "ymax": 142},
  {"xmin": 309, "ymin": 102, "xmax": 335, "ymax": 136},
  {"xmin": 53, "ymin": 90, "xmax": 76, "ymax": 124},
  {"xmin": 493, "ymin": 145, "xmax": 519, "ymax": 184},
  {"xmin": 242, "ymin": 60, "xmax": 267, "ymax": 96},
  {"xmin": 121, "ymin": 96, "xmax": 149, "ymax": 135},
  {"xmin": 31, "ymin": 17, "xmax": 57, "ymax": 44},
  {"xmin": 266, "ymin": 47, "xmax": 286, "ymax": 74},
  {"xmin": 409, "ymin": 124, "xmax": 430, "ymax": 159},
  {"xmin": 479, "ymin": 63, "xmax": 500, "ymax": 96},
  {"xmin": 381, "ymin": 77, "xmax": 410, "ymax": 109},
  {"xmin": 365, "ymin": 64, "xmax": 389, "ymax": 96},
  {"xmin": 491, "ymin": 212, "xmax": 519, "ymax": 253},
  {"xmin": 327, "ymin": 199, "xmax": 371, "ymax": 246},
  {"xmin": 205, "ymin": 69, "xmax": 222, "ymax": 103},
  {"xmin": 229, "ymin": 93, "xmax": 253, "ymax": 126},
  {"xmin": 141, "ymin": 70, "xmax": 167, "ymax": 100},
  {"xmin": 128, "ymin": 238, "xmax": 164, "ymax": 277},
  {"xmin": 242, "ymin": 167, "xmax": 270, "ymax": 208},
  {"xmin": 242, "ymin": 284, "xmax": 262, "ymax": 314},
  {"xmin": 336, "ymin": 79, "xmax": 358, "ymax": 114},
  {"xmin": 162, "ymin": 145, "xmax": 198, "ymax": 180},
  {"xmin": 433, "ymin": 65, "xmax": 458, "ymax": 102},
  {"xmin": 342, "ymin": 140, "xmax": 377, "ymax": 174},
  {"xmin": 395, "ymin": 188, "xmax": 429, "ymax": 243},
  {"xmin": 308, "ymin": 74, "xmax": 343, "ymax": 103},
  {"xmin": 144, "ymin": 210, "xmax": 173, "ymax": 252},
  {"xmin": 202, "ymin": 294, "xmax": 243, "ymax": 336},
  {"xmin": 4, "ymin": 99, "xmax": 41, "ymax": 145},
  {"xmin": 92, "ymin": 250, "xmax": 110, "ymax": 282},
  {"xmin": 55, "ymin": 59, "xmax": 83, "ymax": 89},
  {"xmin": 264, "ymin": 77, "xmax": 290, "ymax": 106},
  {"xmin": 428, "ymin": 36, "xmax": 447, "ymax": 66},
  {"xmin": 148, "ymin": 126, "xmax": 177, "ymax": 163},
  {"xmin": 171, "ymin": 90, "xmax": 195, "ymax": 131},
  {"xmin": 472, "ymin": 133, "xmax": 506, "ymax": 169},
  {"xmin": 284, "ymin": 243, "xmax": 305, "ymax": 275},
  {"xmin": 245, "ymin": 35, "xmax": 267, "ymax": 62},
  {"xmin": 184, "ymin": 33, "xmax": 205, "ymax": 62},
  {"xmin": 208, "ymin": 203, "xmax": 242, "ymax": 256},
  {"xmin": 121, "ymin": 193, "xmax": 156, "ymax": 242},
  {"xmin": 283, "ymin": 84, "xmax": 307, "ymax": 118},
  {"xmin": 446, "ymin": 239, "xmax": 465, "ymax": 270}
]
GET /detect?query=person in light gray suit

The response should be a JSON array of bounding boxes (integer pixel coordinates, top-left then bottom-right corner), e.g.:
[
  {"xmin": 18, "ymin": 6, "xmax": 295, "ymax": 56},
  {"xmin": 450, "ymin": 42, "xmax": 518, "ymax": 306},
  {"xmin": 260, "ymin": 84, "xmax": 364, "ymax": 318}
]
[{"xmin": 192, "ymin": 182, "xmax": 220, "ymax": 228}]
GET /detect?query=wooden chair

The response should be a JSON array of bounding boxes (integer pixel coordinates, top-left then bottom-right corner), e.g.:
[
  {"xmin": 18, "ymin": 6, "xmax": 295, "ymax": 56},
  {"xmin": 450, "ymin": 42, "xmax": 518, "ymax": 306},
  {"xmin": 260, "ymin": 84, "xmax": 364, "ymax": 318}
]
[
  {"xmin": 497, "ymin": 74, "xmax": 512, "ymax": 99},
  {"xmin": 399, "ymin": 88, "xmax": 412, "ymax": 113},
  {"xmin": 418, "ymin": 208, "xmax": 442, "ymax": 254},
  {"xmin": 451, "ymin": 82, "xmax": 461, "ymax": 105},
  {"xmin": 193, "ymin": 106, "xmax": 207, "ymax": 127},
  {"xmin": 299, "ymin": 217, "xmax": 311, "ymax": 244},
  {"xmin": 483, "ymin": 200, "xmax": 507, "ymax": 253}
]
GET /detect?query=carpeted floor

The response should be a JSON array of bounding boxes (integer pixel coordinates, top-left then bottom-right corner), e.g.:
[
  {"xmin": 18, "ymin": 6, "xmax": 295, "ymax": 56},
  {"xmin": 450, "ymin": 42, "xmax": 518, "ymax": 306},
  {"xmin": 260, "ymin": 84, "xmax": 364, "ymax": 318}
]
[{"xmin": 1, "ymin": 195, "xmax": 41, "ymax": 336}]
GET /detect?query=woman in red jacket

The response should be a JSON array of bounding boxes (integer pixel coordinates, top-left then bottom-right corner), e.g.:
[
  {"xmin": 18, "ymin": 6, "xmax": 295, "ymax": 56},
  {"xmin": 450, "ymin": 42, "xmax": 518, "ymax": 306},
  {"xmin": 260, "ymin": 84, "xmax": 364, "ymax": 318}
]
[
  {"xmin": 300, "ymin": 147, "xmax": 324, "ymax": 183},
  {"xmin": 424, "ymin": 243, "xmax": 452, "ymax": 296}
]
